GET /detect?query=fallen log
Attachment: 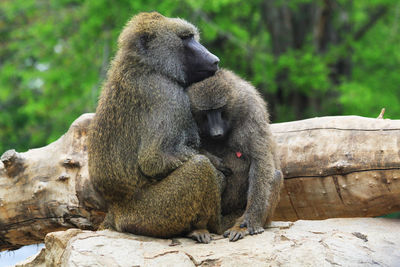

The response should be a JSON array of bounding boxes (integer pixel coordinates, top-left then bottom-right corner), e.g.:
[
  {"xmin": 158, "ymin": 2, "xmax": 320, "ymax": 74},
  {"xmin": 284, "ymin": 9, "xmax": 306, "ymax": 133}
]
[
  {"xmin": 272, "ymin": 116, "xmax": 400, "ymax": 221},
  {"xmin": 0, "ymin": 114, "xmax": 105, "ymax": 251},
  {"xmin": 0, "ymin": 113, "xmax": 399, "ymax": 251}
]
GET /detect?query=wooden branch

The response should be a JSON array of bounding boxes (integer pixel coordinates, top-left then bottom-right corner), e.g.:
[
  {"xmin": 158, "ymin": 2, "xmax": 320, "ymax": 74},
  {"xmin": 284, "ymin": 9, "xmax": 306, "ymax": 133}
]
[
  {"xmin": 272, "ymin": 116, "xmax": 400, "ymax": 221},
  {"xmin": 1, "ymin": 113, "xmax": 400, "ymax": 251},
  {"xmin": 0, "ymin": 114, "xmax": 106, "ymax": 251},
  {"xmin": 377, "ymin": 108, "xmax": 385, "ymax": 119}
]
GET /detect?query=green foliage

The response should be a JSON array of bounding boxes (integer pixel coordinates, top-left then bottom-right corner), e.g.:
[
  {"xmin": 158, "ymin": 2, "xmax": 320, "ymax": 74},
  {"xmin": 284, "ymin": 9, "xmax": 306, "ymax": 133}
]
[
  {"xmin": 276, "ymin": 48, "xmax": 330, "ymax": 95},
  {"xmin": 0, "ymin": 0, "xmax": 399, "ymax": 154},
  {"xmin": 339, "ymin": 13, "xmax": 400, "ymax": 117}
]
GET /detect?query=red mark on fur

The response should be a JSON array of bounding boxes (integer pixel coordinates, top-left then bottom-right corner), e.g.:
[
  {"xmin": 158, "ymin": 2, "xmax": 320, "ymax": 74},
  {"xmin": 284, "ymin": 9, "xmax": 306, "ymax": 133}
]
[{"xmin": 236, "ymin": 152, "xmax": 242, "ymax": 158}]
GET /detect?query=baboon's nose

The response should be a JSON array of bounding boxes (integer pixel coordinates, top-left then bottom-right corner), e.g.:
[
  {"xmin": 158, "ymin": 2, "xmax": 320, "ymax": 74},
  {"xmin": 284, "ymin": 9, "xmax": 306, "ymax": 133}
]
[
  {"xmin": 210, "ymin": 128, "xmax": 224, "ymax": 140},
  {"xmin": 212, "ymin": 55, "xmax": 220, "ymax": 68},
  {"xmin": 212, "ymin": 133, "xmax": 223, "ymax": 139},
  {"xmin": 206, "ymin": 55, "xmax": 219, "ymax": 73}
]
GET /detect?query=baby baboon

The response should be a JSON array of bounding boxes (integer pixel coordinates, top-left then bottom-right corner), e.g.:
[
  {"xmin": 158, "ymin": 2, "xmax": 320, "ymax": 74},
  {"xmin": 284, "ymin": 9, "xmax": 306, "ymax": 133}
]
[
  {"xmin": 88, "ymin": 12, "xmax": 223, "ymax": 243},
  {"xmin": 188, "ymin": 69, "xmax": 283, "ymax": 242}
]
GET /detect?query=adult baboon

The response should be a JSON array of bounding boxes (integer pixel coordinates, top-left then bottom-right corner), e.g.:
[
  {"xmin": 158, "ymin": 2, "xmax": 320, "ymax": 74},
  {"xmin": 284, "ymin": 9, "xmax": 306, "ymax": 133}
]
[
  {"xmin": 88, "ymin": 12, "xmax": 223, "ymax": 243},
  {"xmin": 188, "ymin": 69, "xmax": 283, "ymax": 241}
]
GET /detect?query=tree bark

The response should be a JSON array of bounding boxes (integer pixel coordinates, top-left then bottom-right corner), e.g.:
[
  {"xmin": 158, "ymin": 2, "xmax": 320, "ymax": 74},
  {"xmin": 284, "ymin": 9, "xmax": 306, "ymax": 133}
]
[
  {"xmin": 1, "ymin": 113, "xmax": 400, "ymax": 251},
  {"xmin": 0, "ymin": 114, "xmax": 106, "ymax": 251},
  {"xmin": 272, "ymin": 115, "xmax": 400, "ymax": 221}
]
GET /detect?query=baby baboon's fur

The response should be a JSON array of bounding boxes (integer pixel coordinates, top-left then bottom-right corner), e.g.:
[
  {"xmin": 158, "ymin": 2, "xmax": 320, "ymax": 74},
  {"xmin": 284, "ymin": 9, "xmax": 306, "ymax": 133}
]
[
  {"xmin": 188, "ymin": 69, "xmax": 283, "ymax": 241},
  {"xmin": 88, "ymin": 12, "xmax": 222, "ymax": 243}
]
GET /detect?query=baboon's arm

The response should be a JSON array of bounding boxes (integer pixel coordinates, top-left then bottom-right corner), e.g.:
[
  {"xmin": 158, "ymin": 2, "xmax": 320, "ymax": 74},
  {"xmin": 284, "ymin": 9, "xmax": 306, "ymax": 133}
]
[
  {"xmin": 136, "ymin": 83, "xmax": 197, "ymax": 178},
  {"xmin": 236, "ymin": 119, "xmax": 280, "ymax": 231}
]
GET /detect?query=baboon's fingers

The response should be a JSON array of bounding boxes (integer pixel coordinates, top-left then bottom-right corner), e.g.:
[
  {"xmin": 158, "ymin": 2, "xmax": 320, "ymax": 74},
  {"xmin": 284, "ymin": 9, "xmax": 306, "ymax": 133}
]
[
  {"xmin": 223, "ymin": 230, "xmax": 230, "ymax": 238},
  {"xmin": 248, "ymin": 226, "xmax": 264, "ymax": 235},
  {"xmin": 198, "ymin": 232, "xmax": 209, "ymax": 243},
  {"xmin": 229, "ymin": 232, "xmax": 239, "ymax": 241},
  {"xmin": 220, "ymin": 166, "xmax": 233, "ymax": 176},
  {"xmin": 201, "ymin": 233, "xmax": 211, "ymax": 244},
  {"xmin": 229, "ymin": 230, "xmax": 245, "ymax": 242},
  {"xmin": 223, "ymin": 225, "xmax": 247, "ymax": 242},
  {"xmin": 256, "ymin": 227, "xmax": 265, "ymax": 234},
  {"xmin": 188, "ymin": 229, "xmax": 211, "ymax": 244}
]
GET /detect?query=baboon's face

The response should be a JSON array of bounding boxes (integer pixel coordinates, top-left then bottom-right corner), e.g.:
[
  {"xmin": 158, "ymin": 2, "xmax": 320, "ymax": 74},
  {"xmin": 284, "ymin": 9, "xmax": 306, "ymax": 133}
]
[
  {"xmin": 119, "ymin": 12, "xmax": 219, "ymax": 85},
  {"xmin": 181, "ymin": 34, "xmax": 220, "ymax": 85},
  {"xmin": 196, "ymin": 108, "xmax": 230, "ymax": 140}
]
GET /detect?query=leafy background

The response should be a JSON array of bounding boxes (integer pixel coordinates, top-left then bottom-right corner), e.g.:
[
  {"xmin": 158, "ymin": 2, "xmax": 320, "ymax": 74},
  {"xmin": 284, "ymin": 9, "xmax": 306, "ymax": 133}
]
[{"xmin": 1, "ymin": 0, "xmax": 399, "ymax": 153}]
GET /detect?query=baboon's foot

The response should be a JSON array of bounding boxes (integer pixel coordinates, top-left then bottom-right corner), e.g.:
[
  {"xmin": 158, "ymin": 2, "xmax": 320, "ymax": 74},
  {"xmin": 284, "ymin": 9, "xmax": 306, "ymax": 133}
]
[
  {"xmin": 239, "ymin": 220, "xmax": 265, "ymax": 236},
  {"xmin": 187, "ymin": 229, "xmax": 212, "ymax": 244},
  {"xmin": 247, "ymin": 225, "xmax": 264, "ymax": 235},
  {"xmin": 223, "ymin": 224, "xmax": 248, "ymax": 242}
]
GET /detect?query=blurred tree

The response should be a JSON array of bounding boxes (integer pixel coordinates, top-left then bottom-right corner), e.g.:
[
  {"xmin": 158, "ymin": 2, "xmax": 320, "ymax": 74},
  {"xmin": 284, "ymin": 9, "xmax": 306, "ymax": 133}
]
[
  {"xmin": 184, "ymin": 0, "xmax": 399, "ymax": 121},
  {"xmin": 0, "ymin": 0, "xmax": 399, "ymax": 154}
]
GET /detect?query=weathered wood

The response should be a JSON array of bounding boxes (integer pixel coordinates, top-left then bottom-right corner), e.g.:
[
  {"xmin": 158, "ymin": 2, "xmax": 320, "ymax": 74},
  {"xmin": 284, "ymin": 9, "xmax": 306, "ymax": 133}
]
[
  {"xmin": 272, "ymin": 116, "xmax": 400, "ymax": 220},
  {"xmin": 0, "ymin": 114, "xmax": 106, "ymax": 251},
  {"xmin": 1, "ymin": 113, "xmax": 400, "ymax": 251}
]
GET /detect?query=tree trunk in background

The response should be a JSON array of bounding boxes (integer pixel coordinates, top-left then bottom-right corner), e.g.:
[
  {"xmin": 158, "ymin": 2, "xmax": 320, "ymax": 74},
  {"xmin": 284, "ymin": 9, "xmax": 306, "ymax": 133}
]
[
  {"xmin": 261, "ymin": 0, "xmax": 347, "ymax": 119},
  {"xmin": 1, "ymin": 113, "xmax": 400, "ymax": 251},
  {"xmin": 260, "ymin": 0, "xmax": 388, "ymax": 120}
]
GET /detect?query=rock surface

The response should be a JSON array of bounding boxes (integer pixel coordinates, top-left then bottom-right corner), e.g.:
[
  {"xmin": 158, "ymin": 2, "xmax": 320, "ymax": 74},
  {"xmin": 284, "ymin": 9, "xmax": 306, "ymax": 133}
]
[{"xmin": 17, "ymin": 218, "xmax": 400, "ymax": 267}]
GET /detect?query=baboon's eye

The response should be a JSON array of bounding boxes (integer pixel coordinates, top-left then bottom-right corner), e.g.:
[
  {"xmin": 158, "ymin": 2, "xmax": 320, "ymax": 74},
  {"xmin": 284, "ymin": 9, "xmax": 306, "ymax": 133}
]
[
  {"xmin": 201, "ymin": 113, "xmax": 207, "ymax": 122},
  {"xmin": 221, "ymin": 108, "xmax": 227, "ymax": 119},
  {"xmin": 198, "ymin": 112, "xmax": 207, "ymax": 123},
  {"xmin": 180, "ymin": 33, "xmax": 194, "ymax": 40},
  {"xmin": 221, "ymin": 111, "xmax": 226, "ymax": 119}
]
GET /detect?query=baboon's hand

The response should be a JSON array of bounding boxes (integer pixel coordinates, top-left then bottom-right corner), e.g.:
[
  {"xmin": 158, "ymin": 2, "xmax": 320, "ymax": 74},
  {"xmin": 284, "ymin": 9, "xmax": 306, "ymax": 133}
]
[
  {"xmin": 223, "ymin": 224, "xmax": 248, "ymax": 242},
  {"xmin": 149, "ymin": 155, "xmax": 183, "ymax": 179},
  {"xmin": 239, "ymin": 219, "xmax": 265, "ymax": 236},
  {"xmin": 171, "ymin": 160, "xmax": 184, "ymax": 172},
  {"xmin": 217, "ymin": 165, "xmax": 233, "ymax": 176},
  {"xmin": 175, "ymin": 148, "xmax": 197, "ymax": 164},
  {"xmin": 138, "ymin": 151, "xmax": 185, "ymax": 178},
  {"xmin": 202, "ymin": 152, "xmax": 232, "ymax": 176}
]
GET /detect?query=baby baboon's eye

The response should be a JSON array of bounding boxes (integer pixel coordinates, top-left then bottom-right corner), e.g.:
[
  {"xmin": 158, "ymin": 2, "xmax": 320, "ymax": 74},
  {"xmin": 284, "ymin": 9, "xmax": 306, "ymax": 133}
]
[{"xmin": 201, "ymin": 113, "xmax": 208, "ymax": 122}]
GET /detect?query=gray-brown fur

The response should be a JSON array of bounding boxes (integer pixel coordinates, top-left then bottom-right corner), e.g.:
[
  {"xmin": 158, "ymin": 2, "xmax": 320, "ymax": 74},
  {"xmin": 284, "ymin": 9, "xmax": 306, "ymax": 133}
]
[
  {"xmin": 188, "ymin": 69, "xmax": 283, "ymax": 241},
  {"xmin": 88, "ymin": 12, "xmax": 223, "ymax": 243}
]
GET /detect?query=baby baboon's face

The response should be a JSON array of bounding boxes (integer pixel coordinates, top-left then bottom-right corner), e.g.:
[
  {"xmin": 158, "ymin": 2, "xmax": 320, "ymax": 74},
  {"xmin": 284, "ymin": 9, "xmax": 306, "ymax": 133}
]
[{"xmin": 195, "ymin": 107, "xmax": 230, "ymax": 140}]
